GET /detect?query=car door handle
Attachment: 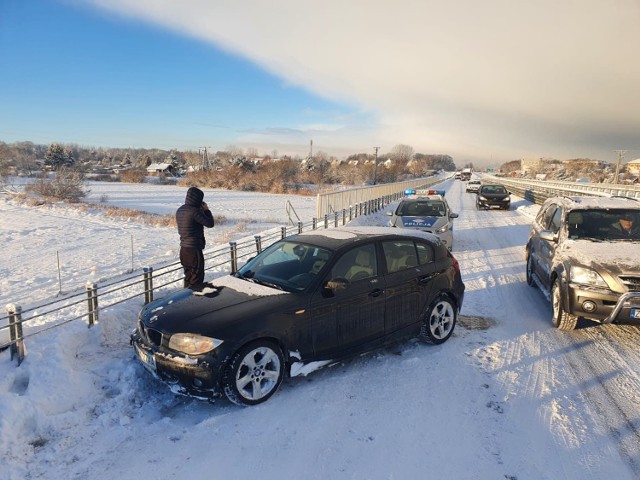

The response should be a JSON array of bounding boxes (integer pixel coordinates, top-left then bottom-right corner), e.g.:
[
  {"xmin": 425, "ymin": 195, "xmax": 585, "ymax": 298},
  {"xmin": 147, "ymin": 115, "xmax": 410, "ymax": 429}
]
[
  {"xmin": 419, "ymin": 273, "xmax": 438, "ymax": 284},
  {"xmin": 369, "ymin": 288, "xmax": 383, "ymax": 297}
]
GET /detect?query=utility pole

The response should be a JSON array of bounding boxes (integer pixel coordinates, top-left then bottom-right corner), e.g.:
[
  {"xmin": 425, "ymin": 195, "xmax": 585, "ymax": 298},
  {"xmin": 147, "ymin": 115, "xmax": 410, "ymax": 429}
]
[
  {"xmin": 614, "ymin": 150, "xmax": 627, "ymax": 184},
  {"xmin": 199, "ymin": 147, "xmax": 212, "ymax": 170},
  {"xmin": 373, "ymin": 146, "xmax": 380, "ymax": 184}
]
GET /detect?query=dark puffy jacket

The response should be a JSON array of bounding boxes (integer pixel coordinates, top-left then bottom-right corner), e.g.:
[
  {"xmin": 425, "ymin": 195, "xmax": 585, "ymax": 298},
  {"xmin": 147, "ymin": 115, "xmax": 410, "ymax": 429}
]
[{"xmin": 176, "ymin": 187, "xmax": 214, "ymax": 249}]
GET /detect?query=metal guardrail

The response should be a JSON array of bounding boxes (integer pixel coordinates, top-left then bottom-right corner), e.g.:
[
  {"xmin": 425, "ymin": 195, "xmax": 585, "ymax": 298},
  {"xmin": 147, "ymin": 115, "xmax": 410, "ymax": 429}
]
[
  {"xmin": 1, "ymin": 198, "xmax": 390, "ymax": 365},
  {"xmin": 316, "ymin": 175, "xmax": 449, "ymax": 219},
  {"xmin": 484, "ymin": 175, "xmax": 640, "ymax": 205}
]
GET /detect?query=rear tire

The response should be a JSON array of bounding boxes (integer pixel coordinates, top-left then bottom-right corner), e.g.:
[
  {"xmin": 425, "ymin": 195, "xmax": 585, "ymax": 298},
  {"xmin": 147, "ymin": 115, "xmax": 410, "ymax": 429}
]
[
  {"xmin": 420, "ymin": 295, "xmax": 456, "ymax": 344},
  {"xmin": 222, "ymin": 340, "xmax": 285, "ymax": 406},
  {"xmin": 552, "ymin": 280, "xmax": 578, "ymax": 330}
]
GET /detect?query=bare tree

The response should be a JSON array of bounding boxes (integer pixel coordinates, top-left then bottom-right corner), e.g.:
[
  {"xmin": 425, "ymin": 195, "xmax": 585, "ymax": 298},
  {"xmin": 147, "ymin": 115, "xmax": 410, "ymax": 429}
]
[{"xmin": 390, "ymin": 144, "xmax": 415, "ymax": 165}]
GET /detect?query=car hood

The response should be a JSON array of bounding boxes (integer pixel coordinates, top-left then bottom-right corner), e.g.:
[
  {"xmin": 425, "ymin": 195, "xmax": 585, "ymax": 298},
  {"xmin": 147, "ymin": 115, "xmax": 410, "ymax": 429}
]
[
  {"xmin": 559, "ymin": 239, "xmax": 640, "ymax": 274},
  {"xmin": 398, "ymin": 216, "xmax": 445, "ymax": 229},
  {"xmin": 139, "ymin": 275, "xmax": 291, "ymax": 335}
]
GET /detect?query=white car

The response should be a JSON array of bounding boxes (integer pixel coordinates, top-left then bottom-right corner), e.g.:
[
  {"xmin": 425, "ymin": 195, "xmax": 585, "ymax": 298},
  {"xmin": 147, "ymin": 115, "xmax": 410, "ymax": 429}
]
[
  {"xmin": 466, "ymin": 180, "xmax": 481, "ymax": 193},
  {"xmin": 386, "ymin": 190, "xmax": 458, "ymax": 250}
]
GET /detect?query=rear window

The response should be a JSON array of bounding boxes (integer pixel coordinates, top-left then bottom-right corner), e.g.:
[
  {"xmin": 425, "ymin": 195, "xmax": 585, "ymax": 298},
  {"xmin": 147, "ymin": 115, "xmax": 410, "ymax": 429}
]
[{"xmin": 397, "ymin": 200, "xmax": 445, "ymax": 217}]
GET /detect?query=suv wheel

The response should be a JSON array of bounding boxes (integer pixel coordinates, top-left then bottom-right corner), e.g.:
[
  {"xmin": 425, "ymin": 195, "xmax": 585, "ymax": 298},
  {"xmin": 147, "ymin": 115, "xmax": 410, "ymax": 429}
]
[
  {"xmin": 552, "ymin": 279, "xmax": 578, "ymax": 330},
  {"xmin": 526, "ymin": 255, "xmax": 536, "ymax": 288}
]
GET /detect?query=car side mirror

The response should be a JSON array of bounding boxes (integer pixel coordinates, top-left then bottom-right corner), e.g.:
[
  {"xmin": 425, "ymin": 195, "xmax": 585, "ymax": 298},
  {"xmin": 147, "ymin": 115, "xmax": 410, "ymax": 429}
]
[
  {"xmin": 539, "ymin": 230, "xmax": 558, "ymax": 242},
  {"xmin": 386, "ymin": 211, "xmax": 393, "ymax": 216},
  {"xmin": 326, "ymin": 278, "xmax": 349, "ymax": 291},
  {"xmin": 449, "ymin": 212, "xmax": 459, "ymax": 219}
]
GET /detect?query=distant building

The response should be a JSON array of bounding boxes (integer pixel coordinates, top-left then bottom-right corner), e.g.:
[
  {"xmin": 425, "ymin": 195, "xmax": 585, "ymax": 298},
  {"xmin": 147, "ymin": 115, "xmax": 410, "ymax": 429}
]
[
  {"xmin": 626, "ymin": 159, "xmax": 640, "ymax": 176},
  {"xmin": 146, "ymin": 163, "xmax": 175, "ymax": 176}
]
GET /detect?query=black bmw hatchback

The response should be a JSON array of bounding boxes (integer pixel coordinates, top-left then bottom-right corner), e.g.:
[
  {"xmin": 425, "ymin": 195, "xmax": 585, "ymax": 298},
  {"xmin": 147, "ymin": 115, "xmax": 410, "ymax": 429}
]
[{"xmin": 131, "ymin": 227, "xmax": 465, "ymax": 405}]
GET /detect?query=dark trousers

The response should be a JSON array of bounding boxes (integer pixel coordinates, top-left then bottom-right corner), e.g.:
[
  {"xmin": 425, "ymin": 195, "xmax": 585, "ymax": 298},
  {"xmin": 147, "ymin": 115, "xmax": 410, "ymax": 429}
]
[{"xmin": 180, "ymin": 247, "xmax": 205, "ymax": 288}]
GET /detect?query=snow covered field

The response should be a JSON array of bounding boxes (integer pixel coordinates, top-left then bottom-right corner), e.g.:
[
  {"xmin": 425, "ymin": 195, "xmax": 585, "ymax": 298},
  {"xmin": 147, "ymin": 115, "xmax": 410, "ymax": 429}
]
[{"xmin": 2, "ymin": 178, "xmax": 640, "ymax": 480}]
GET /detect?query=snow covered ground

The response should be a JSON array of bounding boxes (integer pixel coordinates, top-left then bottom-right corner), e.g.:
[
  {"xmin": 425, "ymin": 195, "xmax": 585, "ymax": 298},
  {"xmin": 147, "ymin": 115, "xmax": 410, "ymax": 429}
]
[{"xmin": 2, "ymin": 178, "xmax": 640, "ymax": 480}]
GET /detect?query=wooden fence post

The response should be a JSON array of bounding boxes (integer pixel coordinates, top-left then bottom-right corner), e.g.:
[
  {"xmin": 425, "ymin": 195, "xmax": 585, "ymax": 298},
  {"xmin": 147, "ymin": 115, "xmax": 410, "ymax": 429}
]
[{"xmin": 254, "ymin": 235, "xmax": 262, "ymax": 254}]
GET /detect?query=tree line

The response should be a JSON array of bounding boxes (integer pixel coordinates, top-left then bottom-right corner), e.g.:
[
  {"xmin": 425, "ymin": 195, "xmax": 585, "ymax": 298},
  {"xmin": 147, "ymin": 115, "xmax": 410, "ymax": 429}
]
[{"xmin": 0, "ymin": 140, "xmax": 458, "ymax": 194}]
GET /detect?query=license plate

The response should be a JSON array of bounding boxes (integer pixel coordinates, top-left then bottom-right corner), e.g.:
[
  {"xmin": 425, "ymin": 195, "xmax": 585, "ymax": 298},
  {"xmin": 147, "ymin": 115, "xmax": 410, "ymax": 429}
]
[
  {"xmin": 134, "ymin": 343, "xmax": 156, "ymax": 373},
  {"xmin": 631, "ymin": 309, "xmax": 640, "ymax": 319}
]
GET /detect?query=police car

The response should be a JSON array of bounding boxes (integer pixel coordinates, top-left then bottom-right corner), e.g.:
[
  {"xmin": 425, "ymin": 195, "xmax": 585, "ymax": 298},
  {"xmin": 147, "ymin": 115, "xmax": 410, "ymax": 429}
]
[{"xmin": 386, "ymin": 189, "xmax": 459, "ymax": 250}]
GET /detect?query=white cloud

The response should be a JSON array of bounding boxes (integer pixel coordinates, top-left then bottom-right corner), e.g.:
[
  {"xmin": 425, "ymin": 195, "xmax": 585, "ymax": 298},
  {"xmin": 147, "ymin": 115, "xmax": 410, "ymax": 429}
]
[{"xmin": 85, "ymin": 0, "xmax": 640, "ymax": 165}]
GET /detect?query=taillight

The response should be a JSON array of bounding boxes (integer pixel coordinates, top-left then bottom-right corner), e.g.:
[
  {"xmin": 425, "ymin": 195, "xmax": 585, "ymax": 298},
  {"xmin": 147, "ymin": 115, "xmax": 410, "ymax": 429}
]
[{"xmin": 448, "ymin": 251, "xmax": 461, "ymax": 274}]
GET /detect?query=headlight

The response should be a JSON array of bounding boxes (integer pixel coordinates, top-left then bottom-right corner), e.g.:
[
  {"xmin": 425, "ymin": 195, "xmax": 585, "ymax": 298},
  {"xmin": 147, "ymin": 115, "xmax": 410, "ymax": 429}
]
[
  {"xmin": 502, "ymin": 196, "xmax": 510, "ymax": 201},
  {"xmin": 478, "ymin": 196, "xmax": 486, "ymax": 200},
  {"xmin": 435, "ymin": 224, "xmax": 449, "ymax": 233},
  {"xmin": 168, "ymin": 333, "xmax": 223, "ymax": 355},
  {"xmin": 570, "ymin": 266, "xmax": 607, "ymax": 287}
]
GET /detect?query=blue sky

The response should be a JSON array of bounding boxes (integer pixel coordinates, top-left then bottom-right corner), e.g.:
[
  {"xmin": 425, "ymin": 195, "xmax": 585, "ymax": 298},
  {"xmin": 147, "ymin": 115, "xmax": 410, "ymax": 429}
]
[
  {"xmin": 0, "ymin": 0, "xmax": 358, "ymax": 157},
  {"xmin": 1, "ymin": 0, "xmax": 639, "ymax": 166}
]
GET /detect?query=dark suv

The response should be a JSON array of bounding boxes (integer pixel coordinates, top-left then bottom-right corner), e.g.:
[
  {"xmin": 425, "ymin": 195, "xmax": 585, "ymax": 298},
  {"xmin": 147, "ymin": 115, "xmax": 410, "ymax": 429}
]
[{"xmin": 526, "ymin": 196, "xmax": 640, "ymax": 330}]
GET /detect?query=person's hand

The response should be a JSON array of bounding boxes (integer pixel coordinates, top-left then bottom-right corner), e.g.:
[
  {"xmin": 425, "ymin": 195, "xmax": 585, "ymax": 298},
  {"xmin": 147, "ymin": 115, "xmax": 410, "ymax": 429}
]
[{"xmin": 201, "ymin": 202, "xmax": 209, "ymax": 211}]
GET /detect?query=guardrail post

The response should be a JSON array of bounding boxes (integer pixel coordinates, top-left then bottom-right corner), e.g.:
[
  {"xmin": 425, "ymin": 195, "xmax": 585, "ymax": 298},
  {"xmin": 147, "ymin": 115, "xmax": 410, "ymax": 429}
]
[
  {"xmin": 349, "ymin": 206, "xmax": 353, "ymax": 221},
  {"xmin": 281, "ymin": 226, "xmax": 287, "ymax": 239},
  {"xmin": 254, "ymin": 235, "xmax": 262, "ymax": 254},
  {"xmin": 298, "ymin": 221, "xmax": 303, "ymax": 234},
  {"xmin": 342, "ymin": 209, "xmax": 346, "ymax": 225},
  {"xmin": 334, "ymin": 211, "xmax": 339, "ymax": 227},
  {"xmin": 143, "ymin": 267, "xmax": 154, "ymax": 304},
  {"xmin": 230, "ymin": 242, "xmax": 238, "ymax": 274},
  {"xmin": 324, "ymin": 214, "xmax": 329, "ymax": 229},
  {"xmin": 7, "ymin": 304, "xmax": 25, "ymax": 365},
  {"xmin": 312, "ymin": 218, "xmax": 317, "ymax": 230},
  {"xmin": 86, "ymin": 282, "xmax": 99, "ymax": 326}
]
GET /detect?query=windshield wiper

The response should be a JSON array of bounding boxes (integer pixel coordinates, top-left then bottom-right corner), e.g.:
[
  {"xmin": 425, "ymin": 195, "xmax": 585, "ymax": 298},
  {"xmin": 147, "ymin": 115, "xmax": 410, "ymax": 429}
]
[{"xmin": 251, "ymin": 277, "xmax": 285, "ymax": 291}]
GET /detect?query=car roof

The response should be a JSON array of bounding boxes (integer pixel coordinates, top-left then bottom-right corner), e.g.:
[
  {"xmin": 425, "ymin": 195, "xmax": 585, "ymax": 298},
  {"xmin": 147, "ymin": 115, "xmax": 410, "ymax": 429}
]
[
  {"xmin": 543, "ymin": 196, "xmax": 640, "ymax": 211},
  {"xmin": 291, "ymin": 226, "xmax": 440, "ymax": 251}
]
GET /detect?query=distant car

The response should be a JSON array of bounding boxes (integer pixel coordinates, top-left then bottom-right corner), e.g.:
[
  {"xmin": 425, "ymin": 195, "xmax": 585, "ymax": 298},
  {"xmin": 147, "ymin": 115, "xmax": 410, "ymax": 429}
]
[
  {"xmin": 526, "ymin": 196, "xmax": 640, "ymax": 330},
  {"xmin": 466, "ymin": 180, "xmax": 481, "ymax": 193},
  {"xmin": 132, "ymin": 227, "xmax": 465, "ymax": 405},
  {"xmin": 454, "ymin": 172, "xmax": 461, "ymax": 180},
  {"xmin": 386, "ymin": 190, "xmax": 459, "ymax": 250},
  {"xmin": 476, "ymin": 184, "xmax": 511, "ymax": 210}
]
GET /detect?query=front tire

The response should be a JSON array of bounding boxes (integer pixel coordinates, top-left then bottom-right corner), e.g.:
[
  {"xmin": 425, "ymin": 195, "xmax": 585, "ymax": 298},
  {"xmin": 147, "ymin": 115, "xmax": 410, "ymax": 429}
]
[
  {"xmin": 421, "ymin": 296, "xmax": 457, "ymax": 344},
  {"xmin": 552, "ymin": 280, "xmax": 578, "ymax": 330},
  {"xmin": 222, "ymin": 340, "xmax": 285, "ymax": 406},
  {"xmin": 526, "ymin": 254, "xmax": 536, "ymax": 288}
]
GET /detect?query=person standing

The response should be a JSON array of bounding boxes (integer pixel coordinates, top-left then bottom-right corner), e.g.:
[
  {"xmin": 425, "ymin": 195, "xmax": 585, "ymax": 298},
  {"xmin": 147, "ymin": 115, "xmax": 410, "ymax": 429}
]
[{"xmin": 176, "ymin": 186, "xmax": 214, "ymax": 288}]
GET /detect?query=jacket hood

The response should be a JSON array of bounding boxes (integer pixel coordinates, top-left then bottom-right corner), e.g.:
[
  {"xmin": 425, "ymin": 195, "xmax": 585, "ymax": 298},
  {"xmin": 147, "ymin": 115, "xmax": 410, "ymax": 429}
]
[{"xmin": 185, "ymin": 187, "xmax": 204, "ymax": 207}]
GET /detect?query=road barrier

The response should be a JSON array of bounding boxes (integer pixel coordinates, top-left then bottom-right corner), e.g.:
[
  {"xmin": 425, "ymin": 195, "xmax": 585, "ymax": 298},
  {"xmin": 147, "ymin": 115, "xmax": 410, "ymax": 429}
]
[{"xmin": 486, "ymin": 176, "xmax": 640, "ymax": 205}]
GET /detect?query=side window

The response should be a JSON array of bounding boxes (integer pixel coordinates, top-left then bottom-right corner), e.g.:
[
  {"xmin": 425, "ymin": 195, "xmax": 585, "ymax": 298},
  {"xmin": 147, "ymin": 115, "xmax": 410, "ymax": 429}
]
[
  {"xmin": 416, "ymin": 242, "xmax": 434, "ymax": 264},
  {"xmin": 539, "ymin": 205, "xmax": 558, "ymax": 230},
  {"xmin": 330, "ymin": 244, "xmax": 377, "ymax": 282},
  {"xmin": 549, "ymin": 207, "xmax": 563, "ymax": 233},
  {"xmin": 382, "ymin": 241, "xmax": 418, "ymax": 273}
]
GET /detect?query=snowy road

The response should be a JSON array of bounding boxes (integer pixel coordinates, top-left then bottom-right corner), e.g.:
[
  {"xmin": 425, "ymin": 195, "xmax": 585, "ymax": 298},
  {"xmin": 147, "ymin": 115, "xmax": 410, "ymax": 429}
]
[{"xmin": 2, "ymin": 178, "xmax": 640, "ymax": 479}]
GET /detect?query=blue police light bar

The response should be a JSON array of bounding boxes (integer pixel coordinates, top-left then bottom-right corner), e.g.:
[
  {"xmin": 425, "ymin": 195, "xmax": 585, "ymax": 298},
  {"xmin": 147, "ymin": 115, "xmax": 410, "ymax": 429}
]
[{"xmin": 404, "ymin": 189, "xmax": 416, "ymax": 195}]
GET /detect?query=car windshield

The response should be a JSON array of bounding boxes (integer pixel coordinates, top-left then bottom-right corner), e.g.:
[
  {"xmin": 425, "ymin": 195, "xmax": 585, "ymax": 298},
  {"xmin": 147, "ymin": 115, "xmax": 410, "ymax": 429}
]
[
  {"xmin": 481, "ymin": 185, "xmax": 507, "ymax": 195},
  {"xmin": 397, "ymin": 200, "xmax": 446, "ymax": 217},
  {"xmin": 566, "ymin": 209, "xmax": 640, "ymax": 241},
  {"xmin": 237, "ymin": 241, "xmax": 334, "ymax": 292}
]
